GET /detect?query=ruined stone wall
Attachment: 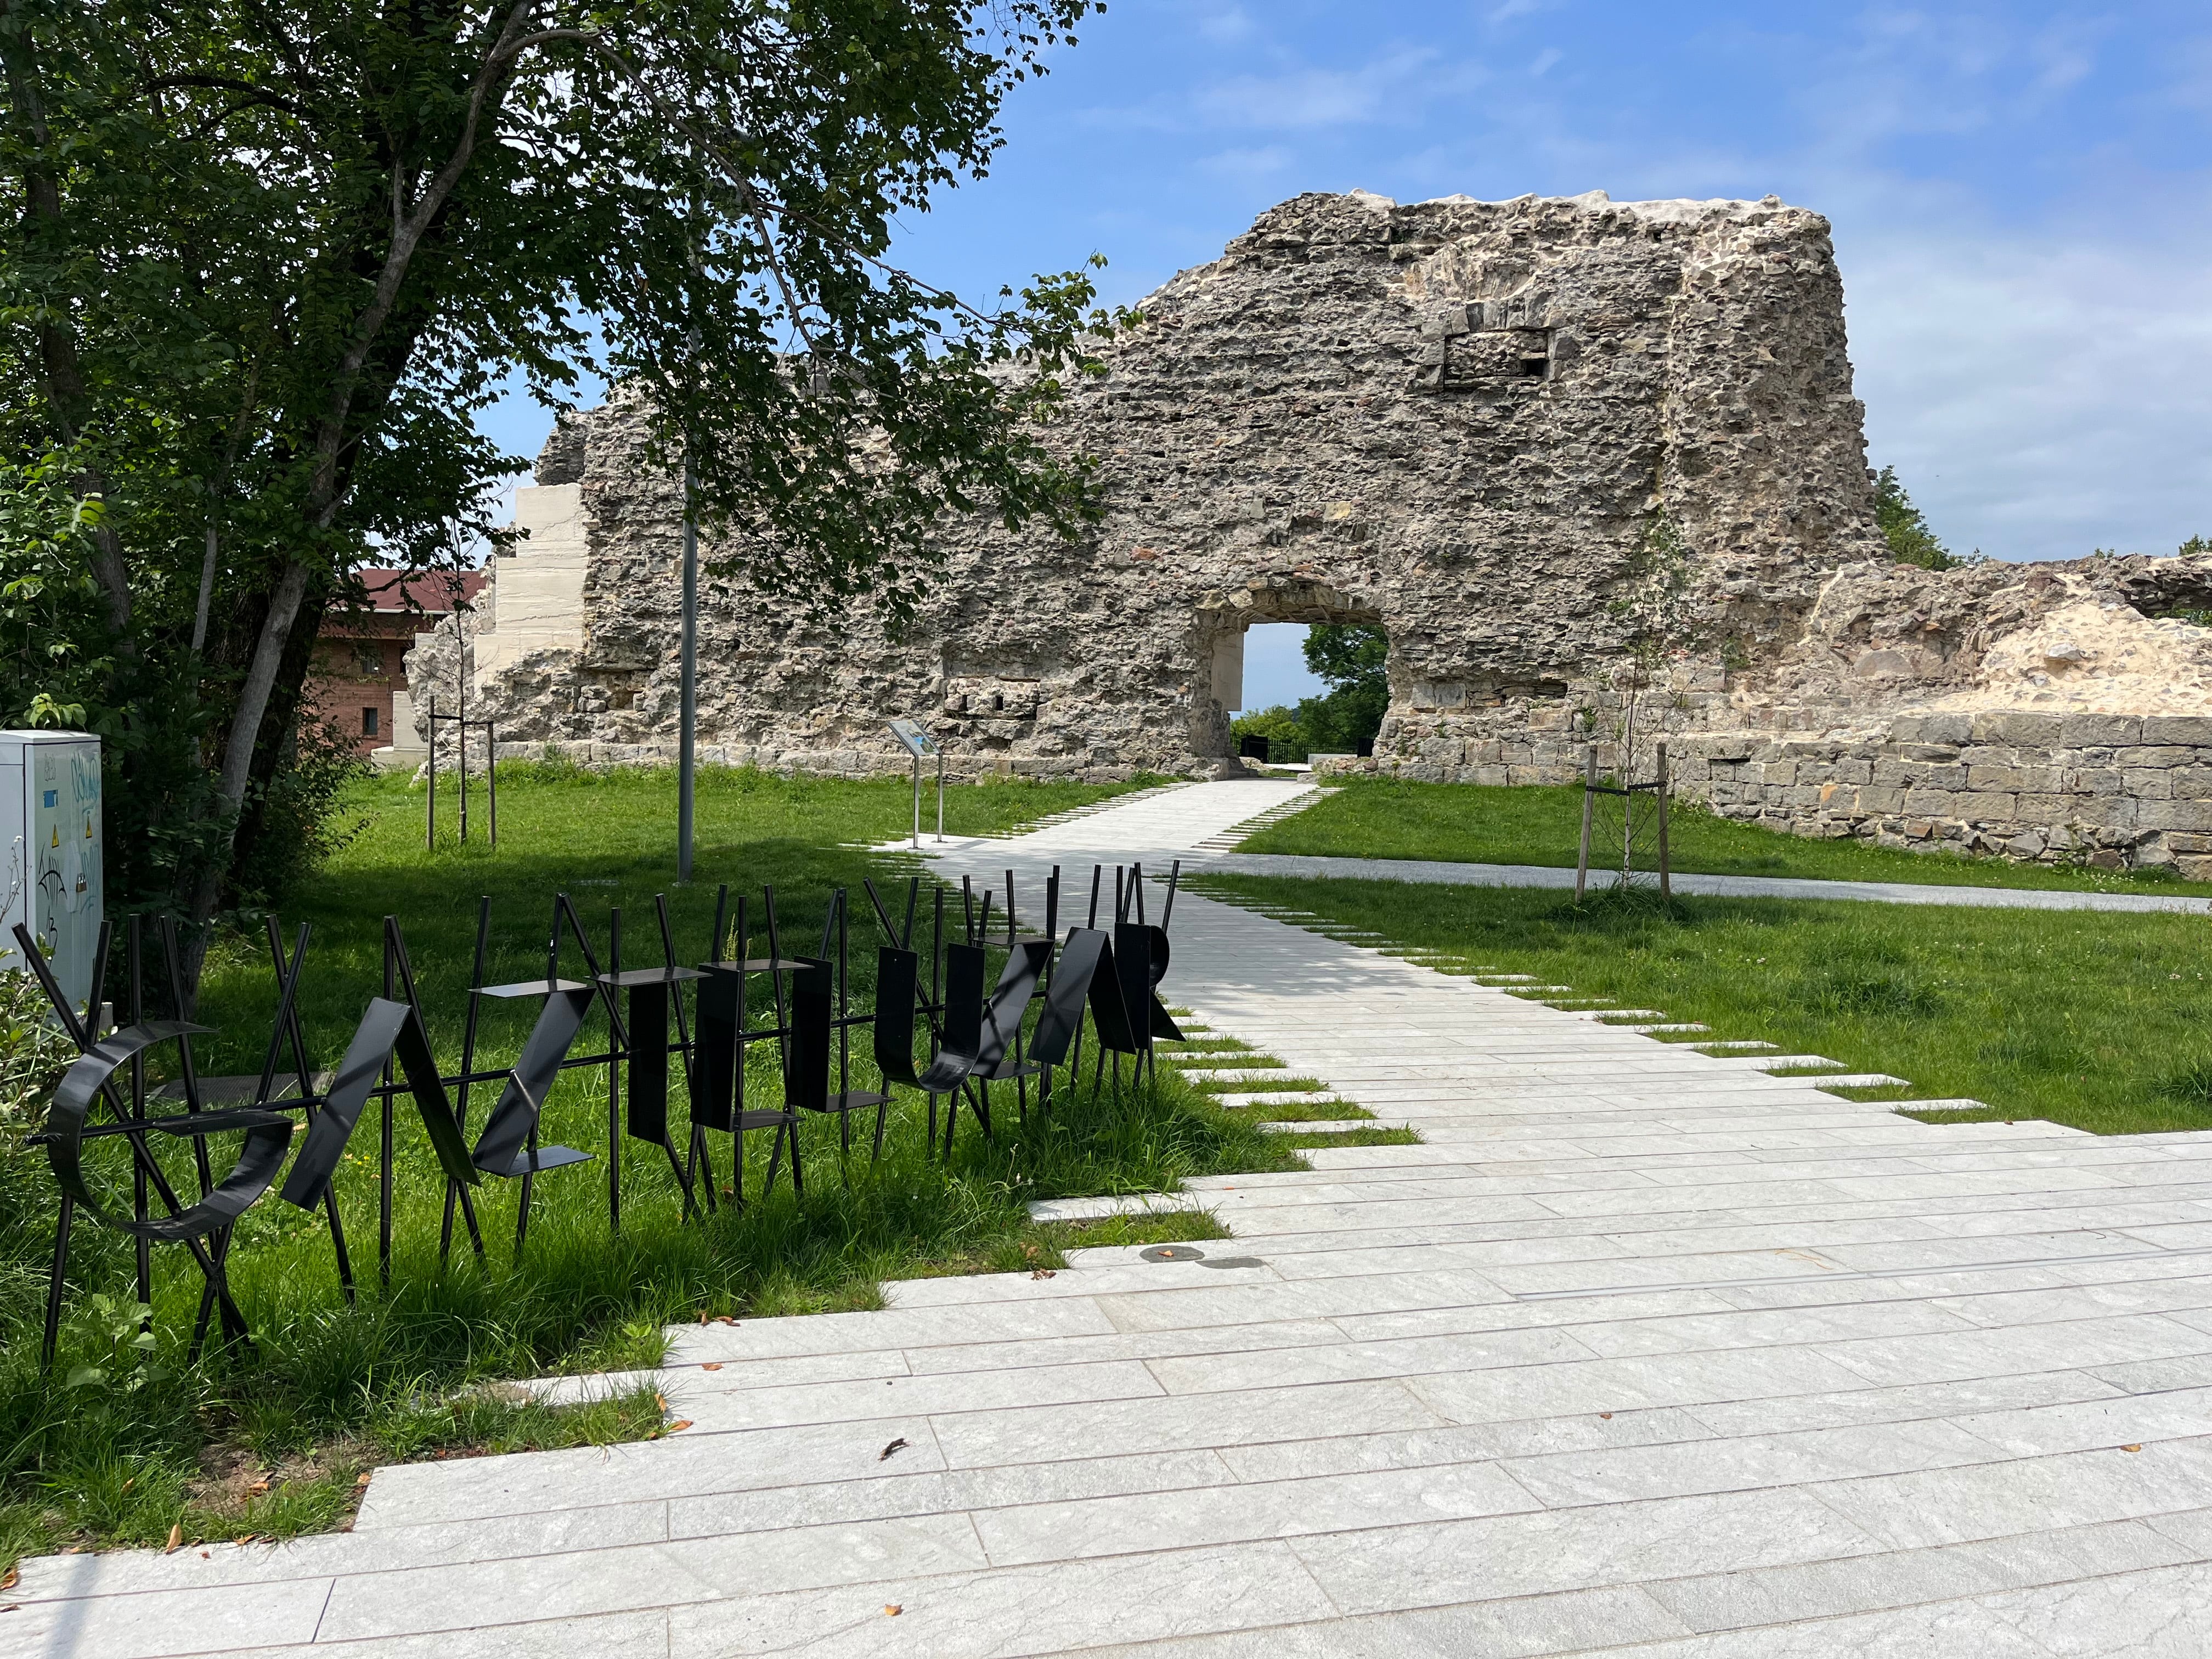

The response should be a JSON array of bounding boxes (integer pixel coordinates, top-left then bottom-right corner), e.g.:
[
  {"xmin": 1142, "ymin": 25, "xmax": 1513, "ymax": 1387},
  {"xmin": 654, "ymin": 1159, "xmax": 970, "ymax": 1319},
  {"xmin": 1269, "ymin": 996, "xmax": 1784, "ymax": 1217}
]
[
  {"xmin": 1336, "ymin": 551, "xmax": 2212, "ymax": 873},
  {"xmin": 441, "ymin": 183, "xmax": 2212, "ymax": 873},
  {"xmin": 440, "ymin": 187, "xmax": 1885, "ymax": 781},
  {"xmin": 1335, "ymin": 709, "xmax": 2212, "ymax": 874}
]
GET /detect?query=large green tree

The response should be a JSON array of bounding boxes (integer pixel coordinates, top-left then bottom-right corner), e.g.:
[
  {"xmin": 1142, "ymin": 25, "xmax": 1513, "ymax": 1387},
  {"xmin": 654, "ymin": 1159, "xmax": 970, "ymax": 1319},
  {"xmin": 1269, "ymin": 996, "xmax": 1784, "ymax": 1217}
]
[
  {"xmin": 1299, "ymin": 622, "xmax": 1389, "ymax": 753},
  {"xmin": 0, "ymin": 0, "xmax": 1114, "ymax": 980}
]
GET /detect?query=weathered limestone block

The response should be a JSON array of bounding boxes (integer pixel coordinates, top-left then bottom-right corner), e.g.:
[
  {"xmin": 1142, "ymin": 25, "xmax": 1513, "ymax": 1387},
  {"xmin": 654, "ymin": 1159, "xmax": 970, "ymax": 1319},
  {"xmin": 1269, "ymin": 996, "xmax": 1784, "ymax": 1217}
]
[
  {"xmin": 1887, "ymin": 713, "xmax": 1971, "ymax": 745},
  {"xmin": 2145, "ymin": 716, "xmax": 2212, "ymax": 746},
  {"xmin": 1971, "ymin": 712, "xmax": 2069, "ymax": 747},
  {"xmin": 2060, "ymin": 714, "xmax": 2142, "ymax": 747},
  {"xmin": 2139, "ymin": 799, "xmax": 2212, "ymax": 832},
  {"xmin": 2016, "ymin": 793, "xmax": 2084, "ymax": 822},
  {"xmin": 1957, "ymin": 746, "xmax": 2018, "ymax": 768},
  {"xmin": 1954, "ymin": 792, "xmax": 2021, "ymax": 821}
]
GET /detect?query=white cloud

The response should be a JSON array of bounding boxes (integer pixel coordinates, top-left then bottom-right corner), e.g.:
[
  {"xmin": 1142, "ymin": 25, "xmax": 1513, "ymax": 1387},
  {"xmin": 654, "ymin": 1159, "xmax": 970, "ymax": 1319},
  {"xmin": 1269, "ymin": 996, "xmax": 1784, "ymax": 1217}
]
[
  {"xmin": 1484, "ymin": 0, "xmax": 1547, "ymax": 23},
  {"xmin": 2159, "ymin": 33, "xmax": 2212, "ymax": 111},
  {"xmin": 1192, "ymin": 48, "xmax": 1467, "ymax": 131},
  {"xmin": 1846, "ymin": 220, "xmax": 2212, "ymax": 562},
  {"xmin": 2023, "ymin": 16, "xmax": 2106, "ymax": 99},
  {"xmin": 1530, "ymin": 47, "xmax": 1562, "ymax": 77},
  {"xmin": 1197, "ymin": 144, "xmax": 1296, "ymax": 181},
  {"xmin": 1195, "ymin": 4, "xmax": 1257, "ymax": 46}
]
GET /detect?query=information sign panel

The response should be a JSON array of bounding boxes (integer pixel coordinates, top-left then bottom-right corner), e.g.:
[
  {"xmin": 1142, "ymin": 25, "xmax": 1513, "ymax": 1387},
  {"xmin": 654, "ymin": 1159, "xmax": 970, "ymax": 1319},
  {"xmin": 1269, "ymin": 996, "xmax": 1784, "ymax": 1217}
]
[{"xmin": 887, "ymin": 718, "xmax": 938, "ymax": 758}]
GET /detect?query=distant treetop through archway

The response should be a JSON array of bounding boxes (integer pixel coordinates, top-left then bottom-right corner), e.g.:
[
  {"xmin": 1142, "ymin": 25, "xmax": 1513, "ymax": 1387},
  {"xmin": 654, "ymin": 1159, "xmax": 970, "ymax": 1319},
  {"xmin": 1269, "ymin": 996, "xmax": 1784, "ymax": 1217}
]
[{"xmin": 1231, "ymin": 623, "xmax": 1389, "ymax": 763}]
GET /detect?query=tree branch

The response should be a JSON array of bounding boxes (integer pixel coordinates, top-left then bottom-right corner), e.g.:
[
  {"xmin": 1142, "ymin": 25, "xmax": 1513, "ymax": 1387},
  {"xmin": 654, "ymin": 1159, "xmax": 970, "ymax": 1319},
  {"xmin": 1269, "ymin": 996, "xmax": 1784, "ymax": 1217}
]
[
  {"xmin": 580, "ymin": 35, "xmax": 1068, "ymax": 345},
  {"xmin": 133, "ymin": 72, "xmax": 312, "ymax": 119},
  {"xmin": 308, "ymin": 0, "xmax": 540, "ymax": 518}
]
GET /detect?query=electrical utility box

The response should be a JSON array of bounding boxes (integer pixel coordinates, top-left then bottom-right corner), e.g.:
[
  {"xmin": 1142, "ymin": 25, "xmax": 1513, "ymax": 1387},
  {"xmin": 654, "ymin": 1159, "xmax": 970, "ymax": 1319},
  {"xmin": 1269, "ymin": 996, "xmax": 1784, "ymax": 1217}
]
[{"xmin": 0, "ymin": 730, "xmax": 104, "ymax": 1012}]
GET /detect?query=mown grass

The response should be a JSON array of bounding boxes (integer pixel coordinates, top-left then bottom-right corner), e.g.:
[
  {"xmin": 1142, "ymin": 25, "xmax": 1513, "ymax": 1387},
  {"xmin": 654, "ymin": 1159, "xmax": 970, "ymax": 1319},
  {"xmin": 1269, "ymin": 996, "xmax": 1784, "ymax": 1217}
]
[
  {"xmin": 1244, "ymin": 778, "xmax": 2212, "ymax": 896},
  {"xmin": 1196, "ymin": 874, "xmax": 2212, "ymax": 1137},
  {"xmin": 1, "ymin": 768, "xmax": 1288, "ymax": 1574},
  {"xmin": 1267, "ymin": 1126, "xmax": 1422, "ymax": 1149}
]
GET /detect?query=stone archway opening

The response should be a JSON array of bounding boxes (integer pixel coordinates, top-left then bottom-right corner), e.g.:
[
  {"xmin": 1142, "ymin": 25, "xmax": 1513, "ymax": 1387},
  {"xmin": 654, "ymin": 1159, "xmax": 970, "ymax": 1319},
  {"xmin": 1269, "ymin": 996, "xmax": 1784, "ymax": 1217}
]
[{"xmin": 1193, "ymin": 581, "xmax": 1390, "ymax": 766}]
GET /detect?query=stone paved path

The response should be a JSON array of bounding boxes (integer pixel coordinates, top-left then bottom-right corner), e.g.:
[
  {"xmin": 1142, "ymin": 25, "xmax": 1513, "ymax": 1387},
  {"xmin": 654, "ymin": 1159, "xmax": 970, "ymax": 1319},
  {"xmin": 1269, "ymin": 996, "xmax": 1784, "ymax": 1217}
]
[
  {"xmin": 15, "ymin": 783, "xmax": 2212, "ymax": 1656},
  {"xmin": 918, "ymin": 777, "xmax": 2212, "ymax": 915},
  {"xmin": 1206, "ymin": 849, "xmax": 2212, "ymax": 915},
  {"xmin": 893, "ymin": 776, "xmax": 1319, "ymax": 859}
]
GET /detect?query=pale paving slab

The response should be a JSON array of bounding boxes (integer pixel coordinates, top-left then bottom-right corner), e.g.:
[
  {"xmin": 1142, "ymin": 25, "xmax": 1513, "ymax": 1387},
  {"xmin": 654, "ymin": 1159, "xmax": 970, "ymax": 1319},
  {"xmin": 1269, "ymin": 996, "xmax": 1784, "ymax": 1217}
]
[
  {"xmin": 1205, "ymin": 847, "xmax": 2212, "ymax": 915},
  {"xmin": 18, "ymin": 785, "xmax": 2212, "ymax": 1656}
]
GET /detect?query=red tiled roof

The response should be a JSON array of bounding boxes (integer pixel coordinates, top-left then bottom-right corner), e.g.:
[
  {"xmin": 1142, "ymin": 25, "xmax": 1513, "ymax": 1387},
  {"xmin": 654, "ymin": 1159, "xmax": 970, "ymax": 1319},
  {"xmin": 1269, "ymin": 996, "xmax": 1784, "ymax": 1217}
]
[{"xmin": 352, "ymin": 568, "xmax": 487, "ymax": 614}]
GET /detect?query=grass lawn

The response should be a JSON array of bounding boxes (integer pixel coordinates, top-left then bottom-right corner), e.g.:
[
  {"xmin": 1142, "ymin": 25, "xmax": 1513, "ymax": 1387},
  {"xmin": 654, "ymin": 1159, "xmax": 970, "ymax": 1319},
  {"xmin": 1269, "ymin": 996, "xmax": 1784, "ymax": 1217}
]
[
  {"xmin": 1194, "ymin": 874, "xmax": 2212, "ymax": 1139},
  {"xmin": 0, "ymin": 765, "xmax": 1296, "ymax": 1573},
  {"xmin": 1244, "ymin": 779, "xmax": 2212, "ymax": 898}
]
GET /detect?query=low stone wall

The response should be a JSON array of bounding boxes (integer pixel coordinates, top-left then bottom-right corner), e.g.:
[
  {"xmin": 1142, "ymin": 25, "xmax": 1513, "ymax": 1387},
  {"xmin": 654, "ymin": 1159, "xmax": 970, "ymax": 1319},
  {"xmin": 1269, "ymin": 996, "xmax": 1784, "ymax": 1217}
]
[
  {"xmin": 1329, "ymin": 710, "xmax": 2212, "ymax": 876},
  {"xmin": 476, "ymin": 736, "xmax": 1151, "ymax": 785},
  {"xmin": 1686, "ymin": 713, "xmax": 2212, "ymax": 874}
]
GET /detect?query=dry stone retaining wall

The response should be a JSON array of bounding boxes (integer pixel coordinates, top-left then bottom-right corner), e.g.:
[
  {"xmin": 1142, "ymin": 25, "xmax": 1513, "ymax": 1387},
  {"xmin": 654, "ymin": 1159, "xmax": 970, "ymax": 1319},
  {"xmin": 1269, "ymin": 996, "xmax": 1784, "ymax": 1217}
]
[
  {"xmin": 1334, "ymin": 546, "xmax": 2212, "ymax": 871},
  {"xmin": 1690, "ymin": 714, "xmax": 2212, "ymax": 873}
]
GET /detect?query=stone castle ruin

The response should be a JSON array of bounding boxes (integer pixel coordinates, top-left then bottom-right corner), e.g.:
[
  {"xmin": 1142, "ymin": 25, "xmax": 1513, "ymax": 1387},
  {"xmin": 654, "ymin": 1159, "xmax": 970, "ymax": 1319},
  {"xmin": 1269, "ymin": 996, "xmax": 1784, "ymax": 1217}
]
[{"xmin": 421, "ymin": 188, "xmax": 2212, "ymax": 876}]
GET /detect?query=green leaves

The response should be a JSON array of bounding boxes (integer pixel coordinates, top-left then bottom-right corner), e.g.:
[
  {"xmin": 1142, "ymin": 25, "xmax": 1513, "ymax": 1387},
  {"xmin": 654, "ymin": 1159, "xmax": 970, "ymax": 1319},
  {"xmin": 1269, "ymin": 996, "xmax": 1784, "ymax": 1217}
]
[
  {"xmin": 60, "ymin": 1295, "xmax": 166, "ymax": 1400},
  {"xmin": 2, "ymin": 0, "xmax": 1116, "ymax": 926},
  {"xmin": 1874, "ymin": 466, "xmax": 1963, "ymax": 570},
  {"xmin": 1303, "ymin": 623, "xmax": 1389, "ymax": 694}
]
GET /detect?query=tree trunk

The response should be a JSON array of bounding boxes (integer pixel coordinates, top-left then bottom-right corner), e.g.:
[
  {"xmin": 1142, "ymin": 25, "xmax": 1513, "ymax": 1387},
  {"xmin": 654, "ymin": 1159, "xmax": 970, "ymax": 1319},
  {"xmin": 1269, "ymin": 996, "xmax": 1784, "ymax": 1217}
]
[
  {"xmin": 180, "ymin": 558, "xmax": 314, "ymax": 991},
  {"xmin": 227, "ymin": 589, "xmax": 329, "ymax": 885}
]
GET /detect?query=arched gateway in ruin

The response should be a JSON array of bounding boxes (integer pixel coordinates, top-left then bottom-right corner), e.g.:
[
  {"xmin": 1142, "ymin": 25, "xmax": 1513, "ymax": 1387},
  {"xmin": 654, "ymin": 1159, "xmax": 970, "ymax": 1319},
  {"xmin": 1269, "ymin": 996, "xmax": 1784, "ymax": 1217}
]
[
  {"xmin": 445, "ymin": 187, "xmax": 1883, "ymax": 779},
  {"xmin": 426, "ymin": 187, "xmax": 2212, "ymax": 875}
]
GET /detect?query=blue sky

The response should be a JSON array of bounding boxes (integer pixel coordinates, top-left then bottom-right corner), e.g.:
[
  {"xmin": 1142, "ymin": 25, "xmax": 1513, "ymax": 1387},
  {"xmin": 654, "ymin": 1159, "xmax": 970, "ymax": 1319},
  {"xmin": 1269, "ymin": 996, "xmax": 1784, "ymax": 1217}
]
[{"xmin": 478, "ymin": 1, "xmax": 2212, "ymax": 709}]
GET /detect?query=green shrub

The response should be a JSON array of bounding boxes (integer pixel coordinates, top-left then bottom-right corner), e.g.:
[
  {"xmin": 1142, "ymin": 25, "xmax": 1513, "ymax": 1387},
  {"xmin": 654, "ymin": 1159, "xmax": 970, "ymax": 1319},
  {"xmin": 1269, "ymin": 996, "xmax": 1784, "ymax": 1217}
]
[
  {"xmin": 0, "ymin": 968, "xmax": 76, "ymax": 1331},
  {"xmin": 1230, "ymin": 704, "xmax": 1309, "ymax": 762},
  {"xmin": 1875, "ymin": 466, "xmax": 1969, "ymax": 570}
]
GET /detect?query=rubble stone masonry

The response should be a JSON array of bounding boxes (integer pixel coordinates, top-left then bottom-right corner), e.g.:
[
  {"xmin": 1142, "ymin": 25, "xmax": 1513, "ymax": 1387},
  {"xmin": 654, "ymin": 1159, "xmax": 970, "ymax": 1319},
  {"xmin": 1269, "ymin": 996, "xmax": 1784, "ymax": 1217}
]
[{"xmin": 424, "ymin": 187, "xmax": 2212, "ymax": 874}]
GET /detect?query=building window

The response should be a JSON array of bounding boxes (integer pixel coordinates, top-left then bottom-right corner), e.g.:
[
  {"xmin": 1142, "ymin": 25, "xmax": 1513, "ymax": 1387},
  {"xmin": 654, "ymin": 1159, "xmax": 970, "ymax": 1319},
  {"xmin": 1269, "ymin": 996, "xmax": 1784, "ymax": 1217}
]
[{"xmin": 363, "ymin": 707, "xmax": 380, "ymax": 737}]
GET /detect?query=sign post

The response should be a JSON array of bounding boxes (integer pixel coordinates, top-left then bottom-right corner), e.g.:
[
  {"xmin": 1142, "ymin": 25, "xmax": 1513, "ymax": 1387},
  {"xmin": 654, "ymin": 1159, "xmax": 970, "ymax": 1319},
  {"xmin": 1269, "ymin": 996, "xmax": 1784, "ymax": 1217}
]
[
  {"xmin": 678, "ymin": 457, "xmax": 699, "ymax": 883},
  {"xmin": 887, "ymin": 720, "xmax": 941, "ymax": 851}
]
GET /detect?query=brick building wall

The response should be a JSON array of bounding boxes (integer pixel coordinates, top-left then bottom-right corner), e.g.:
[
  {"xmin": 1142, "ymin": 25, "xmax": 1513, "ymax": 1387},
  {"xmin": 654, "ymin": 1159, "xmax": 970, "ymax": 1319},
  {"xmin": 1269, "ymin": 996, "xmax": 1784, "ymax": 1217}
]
[{"xmin": 306, "ymin": 570, "xmax": 485, "ymax": 758}]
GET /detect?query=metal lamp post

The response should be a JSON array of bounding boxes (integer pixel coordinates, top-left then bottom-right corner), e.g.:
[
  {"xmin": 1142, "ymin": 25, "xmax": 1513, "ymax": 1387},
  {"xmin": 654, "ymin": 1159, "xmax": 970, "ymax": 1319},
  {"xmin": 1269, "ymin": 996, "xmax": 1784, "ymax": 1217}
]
[{"xmin": 678, "ymin": 455, "xmax": 698, "ymax": 884}]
